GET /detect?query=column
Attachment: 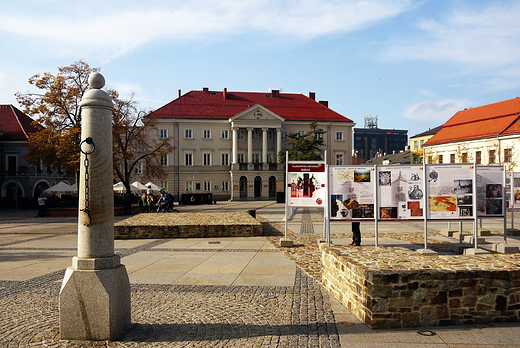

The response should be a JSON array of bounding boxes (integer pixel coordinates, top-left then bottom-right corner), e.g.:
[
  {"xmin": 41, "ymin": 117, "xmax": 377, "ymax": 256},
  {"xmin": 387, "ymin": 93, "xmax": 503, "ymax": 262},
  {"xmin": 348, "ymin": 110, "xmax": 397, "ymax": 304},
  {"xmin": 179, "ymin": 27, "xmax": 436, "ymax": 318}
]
[
  {"xmin": 276, "ymin": 128, "xmax": 282, "ymax": 163},
  {"xmin": 60, "ymin": 73, "xmax": 131, "ymax": 340},
  {"xmin": 232, "ymin": 127, "xmax": 238, "ymax": 164},
  {"xmin": 262, "ymin": 128, "xmax": 268, "ymax": 164},
  {"xmin": 247, "ymin": 128, "xmax": 253, "ymax": 164}
]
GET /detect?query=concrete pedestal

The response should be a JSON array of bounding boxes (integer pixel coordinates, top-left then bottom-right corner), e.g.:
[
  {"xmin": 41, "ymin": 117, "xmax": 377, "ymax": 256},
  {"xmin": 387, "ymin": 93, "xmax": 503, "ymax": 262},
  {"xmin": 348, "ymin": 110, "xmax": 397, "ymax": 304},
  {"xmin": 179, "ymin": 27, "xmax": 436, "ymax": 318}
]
[
  {"xmin": 280, "ymin": 238, "xmax": 294, "ymax": 247},
  {"xmin": 60, "ymin": 262, "xmax": 131, "ymax": 340},
  {"xmin": 416, "ymin": 248, "xmax": 438, "ymax": 256},
  {"xmin": 463, "ymin": 248, "xmax": 490, "ymax": 255}
]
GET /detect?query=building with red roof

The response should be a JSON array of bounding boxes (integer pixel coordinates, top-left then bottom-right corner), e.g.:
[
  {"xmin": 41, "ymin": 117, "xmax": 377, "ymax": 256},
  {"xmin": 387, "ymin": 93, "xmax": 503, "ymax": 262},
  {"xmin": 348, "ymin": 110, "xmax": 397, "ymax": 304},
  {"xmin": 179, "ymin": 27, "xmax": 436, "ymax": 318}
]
[
  {"xmin": 150, "ymin": 88, "xmax": 354, "ymax": 200},
  {"xmin": 422, "ymin": 98, "xmax": 520, "ymax": 170},
  {"xmin": 0, "ymin": 105, "xmax": 73, "ymax": 208}
]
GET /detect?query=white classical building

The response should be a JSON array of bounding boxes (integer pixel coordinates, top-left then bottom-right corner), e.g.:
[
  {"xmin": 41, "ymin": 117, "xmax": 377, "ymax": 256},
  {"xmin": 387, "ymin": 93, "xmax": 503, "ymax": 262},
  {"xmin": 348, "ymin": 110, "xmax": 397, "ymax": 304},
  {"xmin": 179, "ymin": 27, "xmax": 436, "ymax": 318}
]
[
  {"xmin": 423, "ymin": 97, "xmax": 520, "ymax": 171},
  {"xmin": 150, "ymin": 88, "xmax": 354, "ymax": 201}
]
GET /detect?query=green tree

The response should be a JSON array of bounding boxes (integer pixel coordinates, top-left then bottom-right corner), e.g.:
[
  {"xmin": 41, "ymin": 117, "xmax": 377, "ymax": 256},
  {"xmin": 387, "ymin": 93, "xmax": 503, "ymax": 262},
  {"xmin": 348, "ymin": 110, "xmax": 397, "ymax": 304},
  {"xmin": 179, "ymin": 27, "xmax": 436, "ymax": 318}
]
[{"xmin": 278, "ymin": 121, "xmax": 325, "ymax": 163}]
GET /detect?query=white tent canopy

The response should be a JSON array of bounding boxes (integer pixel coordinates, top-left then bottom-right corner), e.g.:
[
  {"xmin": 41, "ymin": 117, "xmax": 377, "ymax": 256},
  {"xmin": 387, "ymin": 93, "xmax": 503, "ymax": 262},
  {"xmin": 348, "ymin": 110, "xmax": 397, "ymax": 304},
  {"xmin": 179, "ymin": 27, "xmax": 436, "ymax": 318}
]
[
  {"xmin": 131, "ymin": 181, "xmax": 148, "ymax": 191},
  {"xmin": 145, "ymin": 182, "xmax": 162, "ymax": 192},
  {"xmin": 44, "ymin": 181, "xmax": 76, "ymax": 194},
  {"xmin": 113, "ymin": 182, "xmax": 144, "ymax": 193}
]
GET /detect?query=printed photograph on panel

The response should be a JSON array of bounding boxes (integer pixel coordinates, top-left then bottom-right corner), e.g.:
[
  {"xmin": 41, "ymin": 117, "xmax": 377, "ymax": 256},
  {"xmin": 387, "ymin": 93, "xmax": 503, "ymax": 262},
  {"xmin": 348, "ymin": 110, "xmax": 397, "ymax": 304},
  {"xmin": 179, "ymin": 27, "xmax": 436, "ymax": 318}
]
[
  {"xmin": 486, "ymin": 184, "xmax": 502, "ymax": 198},
  {"xmin": 457, "ymin": 195, "xmax": 473, "ymax": 205},
  {"xmin": 338, "ymin": 169, "xmax": 354, "ymax": 182},
  {"xmin": 354, "ymin": 169, "xmax": 371, "ymax": 182},
  {"xmin": 459, "ymin": 206, "xmax": 473, "ymax": 217},
  {"xmin": 379, "ymin": 171, "xmax": 391, "ymax": 186},
  {"xmin": 454, "ymin": 179, "xmax": 473, "ymax": 194},
  {"xmin": 380, "ymin": 207, "xmax": 397, "ymax": 219},
  {"xmin": 486, "ymin": 198, "xmax": 503, "ymax": 215},
  {"xmin": 352, "ymin": 204, "xmax": 374, "ymax": 218},
  {"xmin": 429, "ymin": 196, "xmax": 457, "ymax": 212}
]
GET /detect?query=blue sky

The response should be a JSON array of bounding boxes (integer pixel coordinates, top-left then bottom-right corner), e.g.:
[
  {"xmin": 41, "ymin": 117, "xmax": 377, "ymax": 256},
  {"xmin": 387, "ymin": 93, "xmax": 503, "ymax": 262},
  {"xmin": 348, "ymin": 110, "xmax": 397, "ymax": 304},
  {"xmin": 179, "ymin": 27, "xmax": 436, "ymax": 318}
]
[{"xmin": 2, "ymin": 0, "xmax": 520, "ymax": 138}]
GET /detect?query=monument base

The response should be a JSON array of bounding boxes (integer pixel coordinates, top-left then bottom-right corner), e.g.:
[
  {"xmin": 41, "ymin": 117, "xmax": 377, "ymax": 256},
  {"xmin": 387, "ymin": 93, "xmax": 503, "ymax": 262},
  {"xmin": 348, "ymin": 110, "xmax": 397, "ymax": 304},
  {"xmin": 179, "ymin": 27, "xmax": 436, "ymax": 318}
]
[{"xmin": 59, "ymin": 264, "xmax": 131, "ymax": 341}]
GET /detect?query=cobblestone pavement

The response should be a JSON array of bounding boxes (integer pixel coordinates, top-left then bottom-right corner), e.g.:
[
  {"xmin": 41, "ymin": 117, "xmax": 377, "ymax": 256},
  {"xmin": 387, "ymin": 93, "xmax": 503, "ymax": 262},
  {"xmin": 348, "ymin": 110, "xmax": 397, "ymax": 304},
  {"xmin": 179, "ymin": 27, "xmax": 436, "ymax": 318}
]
[{"xmin": 0, "ymin": 234, "xmax": 340, "ymax": 347}]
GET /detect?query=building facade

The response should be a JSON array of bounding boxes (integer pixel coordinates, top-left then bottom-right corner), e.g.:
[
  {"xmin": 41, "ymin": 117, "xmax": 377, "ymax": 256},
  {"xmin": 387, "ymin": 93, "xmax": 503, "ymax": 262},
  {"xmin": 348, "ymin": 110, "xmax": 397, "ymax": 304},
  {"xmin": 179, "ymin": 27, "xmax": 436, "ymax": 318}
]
[
  {"xmin": 0, "ymin": 105, "xmax": 73, "ymax": 208},
  {"xmin": 353, "ymin": 116, "xmax": 408, "ymax": 161},
  {"xmin": 409, "ymin": 125, "xmax": 442, "ymax": 164},
  {"xmin": 150, "ymin": 88, "xmax": 354, "ymax": 201},
  {"xmin": 422, "ymin": 98, "xmax": 520, "ymax": 171}
]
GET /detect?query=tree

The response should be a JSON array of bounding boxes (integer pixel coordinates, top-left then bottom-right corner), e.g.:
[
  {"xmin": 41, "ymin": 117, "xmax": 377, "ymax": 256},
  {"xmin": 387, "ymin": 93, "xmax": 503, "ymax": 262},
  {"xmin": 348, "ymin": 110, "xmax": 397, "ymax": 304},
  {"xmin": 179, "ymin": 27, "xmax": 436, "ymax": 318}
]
[
  {"xmin": 16, "ymin": 60, "xmax": 173, "ymax": 192},
  {"xmin": 111, "ymin": 91, "xmax": 173, "ymax": 194},
  {"xmin": 16, "ymin": 60, "xmax": 95, "ymax": 175},
  {"xmin": 278, "ymin": 121, "xmax": 325, "ymax": 163}
]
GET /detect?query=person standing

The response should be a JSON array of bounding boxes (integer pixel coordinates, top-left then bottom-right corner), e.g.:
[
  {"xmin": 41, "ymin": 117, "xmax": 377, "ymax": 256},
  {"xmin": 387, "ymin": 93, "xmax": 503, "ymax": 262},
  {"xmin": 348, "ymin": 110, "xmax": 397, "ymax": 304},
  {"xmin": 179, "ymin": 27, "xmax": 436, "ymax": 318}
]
[
  {"xmin": 349, "ymin": 221, "xmax": 361, "ymax": 246},
  {"xmin": 36, "ymin": 193, "xmax": 47, "ymax": 217},
  {"xmin": 123, "ymin": 192, "xmax": 132, "ymax": 215}
]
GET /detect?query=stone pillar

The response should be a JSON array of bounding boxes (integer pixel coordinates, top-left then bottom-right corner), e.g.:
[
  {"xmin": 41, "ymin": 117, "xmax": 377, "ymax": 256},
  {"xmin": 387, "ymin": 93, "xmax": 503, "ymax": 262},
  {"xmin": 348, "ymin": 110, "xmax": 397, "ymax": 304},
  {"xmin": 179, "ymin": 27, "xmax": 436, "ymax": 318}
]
[
  {"xmin": 262, "ymin": 128, "xmax": 268, "ymax": 164},
  {"xmin": 247, "ymin": 128, "xmax": 253, "ymax": 164},
  {"xmin": 276, "ymin": 128, "xmax": 282, "ymax": 163},
  {"xmin": 60, "ymin": 73, "xmax": 131, "ymax": 341},
  {"xmin": 232, "ymin": 127, "xmax": 238, "ymax": 164}
]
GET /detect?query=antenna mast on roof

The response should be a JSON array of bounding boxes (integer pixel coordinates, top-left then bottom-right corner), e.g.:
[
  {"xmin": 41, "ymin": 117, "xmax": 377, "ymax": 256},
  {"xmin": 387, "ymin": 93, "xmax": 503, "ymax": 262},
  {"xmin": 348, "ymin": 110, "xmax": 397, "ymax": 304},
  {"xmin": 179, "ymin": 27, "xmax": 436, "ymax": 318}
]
[{"xmin": 364, "ymin": 115, "xmax": 378, "ymax": 129}]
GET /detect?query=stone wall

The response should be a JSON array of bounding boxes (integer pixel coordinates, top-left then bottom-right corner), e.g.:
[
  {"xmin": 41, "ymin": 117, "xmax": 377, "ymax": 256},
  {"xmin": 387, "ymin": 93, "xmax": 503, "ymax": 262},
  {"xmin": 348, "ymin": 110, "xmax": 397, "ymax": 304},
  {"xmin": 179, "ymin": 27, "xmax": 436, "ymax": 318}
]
[
  {"xmin": 114, "ymin": 212, "xmax": 263, "ymax": 239},
  {"xmin": 321, "ymin": 244, "xmax": 520, "ymax": 329}
]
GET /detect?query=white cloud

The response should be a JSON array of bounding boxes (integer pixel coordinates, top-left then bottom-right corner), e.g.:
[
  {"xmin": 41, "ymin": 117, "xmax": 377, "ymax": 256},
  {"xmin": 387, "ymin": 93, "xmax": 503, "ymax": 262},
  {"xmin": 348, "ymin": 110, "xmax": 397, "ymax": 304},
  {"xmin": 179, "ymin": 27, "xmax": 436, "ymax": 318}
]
[
  {"xmin": 403, "ymin": 98, "xmax": 471, "ymax": 123},
  {"xmin": 0, "ymin": 0, "xmax": 418, "ymax": 61},
  {"xmin": 381, "ymin": 2, "xmax": 520, "ymax": 69}
]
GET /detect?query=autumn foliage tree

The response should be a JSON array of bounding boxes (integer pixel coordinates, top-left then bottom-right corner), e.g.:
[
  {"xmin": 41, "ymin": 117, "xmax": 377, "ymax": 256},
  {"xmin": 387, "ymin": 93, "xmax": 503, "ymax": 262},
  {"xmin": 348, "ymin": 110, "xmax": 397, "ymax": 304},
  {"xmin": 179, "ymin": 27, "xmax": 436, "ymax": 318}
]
[
  {"xmin": 16, "ymin": 60, "xmax": 173, "ymax": 192},
  {"xmin": 111, "ymin": 91, "xmax": 173, "ymax": 193}
]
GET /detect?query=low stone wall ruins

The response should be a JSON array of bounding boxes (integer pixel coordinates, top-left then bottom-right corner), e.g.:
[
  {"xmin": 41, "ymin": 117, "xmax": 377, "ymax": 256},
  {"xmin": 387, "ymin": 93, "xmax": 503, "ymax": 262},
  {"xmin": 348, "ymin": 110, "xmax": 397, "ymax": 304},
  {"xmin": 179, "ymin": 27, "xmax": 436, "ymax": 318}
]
[
  {"xmin": 321, "ymin": 244, "xmax": 520, "ymax": 329},
  {"xmin": 114, "ymin": 212, "xmax": 262, "ymax": 239}
]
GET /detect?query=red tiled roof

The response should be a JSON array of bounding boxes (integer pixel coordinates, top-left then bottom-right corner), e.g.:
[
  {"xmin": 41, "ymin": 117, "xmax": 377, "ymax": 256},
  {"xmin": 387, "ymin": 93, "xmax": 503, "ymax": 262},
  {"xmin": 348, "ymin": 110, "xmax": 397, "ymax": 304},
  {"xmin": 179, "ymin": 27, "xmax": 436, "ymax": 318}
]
[
  {"xmin": 424, "ymin": 98, "xmax": 520, "ymax": 146},
  {"xmin": 0, "ymin": 105, "xmax": 39, "ymax": 140},
  {"xmin": 150, "ymin": 90, "xmax": 352, "ymax": 122}
]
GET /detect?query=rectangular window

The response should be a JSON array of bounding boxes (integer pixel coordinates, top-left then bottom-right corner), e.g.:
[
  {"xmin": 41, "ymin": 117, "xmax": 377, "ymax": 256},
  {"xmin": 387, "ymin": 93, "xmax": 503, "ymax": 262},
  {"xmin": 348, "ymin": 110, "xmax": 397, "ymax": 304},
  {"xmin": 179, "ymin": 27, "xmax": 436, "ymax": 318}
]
[
  {"xmin": 203, "ymin": 129, "xmax": 211, "ymax": 139},
  {"xmin": 281, "ymin": 131, "xmax": 288, "ymax": 140},
  {"xmin": 427, "ymin": 156, "xmax": 433, "ymax": 164},
  {"xmin": 489, "ymin": 150, "xmax": 496, "ymax": 164},
  {"xmin": 185, "ymin": 129, "xmax": 193, "ymax": 139},
  {"xmin": 203, "ymin": 153, "xmax": 211, "ymax": 166},
  {"xmin": 237, "ymin": 154, "xmax": 244, "ymax": 163},
  {"xmin": 252, "ymin": 154, "xmax": 260, "ymax": 163},
  {"xmin": 221, "ymin": 181, "xmax": 229, "ymax": 191},
  {"xmin": 462, "ymin": 152, "xmax": 468, "ymax": 163},
  {"xmin": 159, "ymin": 129, "xmax": 167, "ymax": 138},
  {"xmin": 203, "ymin": 181, "xmax": 211, "ymax": 192},
  {"xmin": 185, "ymin": 181, "xmax": 193, "ymax": 192},
  {"xmin": 185, "ymin": 153, "xmax": 193, "ymax": 166},
  {"xmin": 316, "ymin": 133, "xmax": 323, "ymax": 140},
  {"xmin": 438, "ymin": 155, "xmax": 443, "ymax": 164},
  {"xmin": 221, "ymin": 130, "xmax": 229, "ymax": 139},
  {"xmin": 420, "ymin": 140, "xmax": 424, "ymax": 147},
  {"xmin": 336, "ymin": 154, "xmax": 343, "ymax": 165},
  {"xmin": 134, "ymin": 163, "xmax": 143, "ymax": 174},
  {"xmin": 450, "ymin": 154, "xmax": 455, "ymax": 163},
  {"xmin": 505, "ymin": 148, "xmax": 512, "ymax": 162},
  {"xmin": 414, "ymin": 141, "xmax": 418, "ymax": 150},
  {"xmin": 161, "ymin": 181, "xmax": 168, "ymax": 191},
  {"xmin": 161, "ymin": 154, "xmax": 168, "ymax": 166},
  {"xmin": 267, "ymin": 131, "xmax": 273, "ymax": 140},
  {"xmin": 336, "ymin": 132, "xmax": 343, "ymax": 141},
  {"xmin": 252, "ymin": 131, "xmax": 259, "ymax": 140},
  {"xmin": 221, "ymin": 153, "xmax": 229, "ymax": 166},
  {"xmin": 476, "ymin": 151, "xmax": 481, "ymax": 165},
  {"xmin": 267, "ymin": 154, "xmax": 273, "ymax": 163},
  {"xmin": 237, "ymin": 131, "xmax": 244, "ymax": 139}
]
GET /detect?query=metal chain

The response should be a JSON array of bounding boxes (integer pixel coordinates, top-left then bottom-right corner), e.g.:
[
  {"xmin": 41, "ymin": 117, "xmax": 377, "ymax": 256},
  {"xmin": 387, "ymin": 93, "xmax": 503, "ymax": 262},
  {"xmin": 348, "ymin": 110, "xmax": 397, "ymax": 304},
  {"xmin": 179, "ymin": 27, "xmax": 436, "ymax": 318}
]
[{"xmin": 79, "ymin": 137, "xmax": 95, "ymax": 226}]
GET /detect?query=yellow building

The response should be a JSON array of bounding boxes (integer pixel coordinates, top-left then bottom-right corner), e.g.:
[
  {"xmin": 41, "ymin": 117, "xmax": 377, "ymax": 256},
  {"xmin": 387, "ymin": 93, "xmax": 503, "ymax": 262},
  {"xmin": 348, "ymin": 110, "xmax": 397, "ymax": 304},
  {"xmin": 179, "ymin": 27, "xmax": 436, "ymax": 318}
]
[{"xmin": 409, "ymin": 126, "xmax": 442, "ymax": 164}]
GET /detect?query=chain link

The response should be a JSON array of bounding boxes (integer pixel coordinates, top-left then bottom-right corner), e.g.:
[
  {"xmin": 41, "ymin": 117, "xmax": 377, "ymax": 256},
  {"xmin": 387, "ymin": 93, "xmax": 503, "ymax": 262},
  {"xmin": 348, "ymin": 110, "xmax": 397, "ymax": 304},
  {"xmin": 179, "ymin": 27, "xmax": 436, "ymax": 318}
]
[{"xmin": 80, "ymin": 137, "xmax": 95, "ymax": 226}]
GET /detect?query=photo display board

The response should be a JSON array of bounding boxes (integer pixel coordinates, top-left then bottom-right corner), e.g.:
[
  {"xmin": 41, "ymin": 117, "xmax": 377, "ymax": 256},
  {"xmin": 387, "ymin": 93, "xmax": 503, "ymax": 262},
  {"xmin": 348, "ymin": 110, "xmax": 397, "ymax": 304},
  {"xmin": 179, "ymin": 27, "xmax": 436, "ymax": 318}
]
[
  {"xmin": 287, "ymin": 162, "xmax": 326, "ymax": 207},
  {"xmin": 329, "ymin": 166, "xmax": 375, "ymax": 220},
  {"xmin": 511, "ymin": 172, "xmax": 520, "ymax": 209},
  {"xmin": 426, "ymin": 164, "xmax": 474, "ymax": 219},
  {"xmin": 476, "ymin": 166, "xmax": 505, "ymax": 217},
  {"xmin": 376, "ymin": 165, "xmax": 425, "ymax": 220}
]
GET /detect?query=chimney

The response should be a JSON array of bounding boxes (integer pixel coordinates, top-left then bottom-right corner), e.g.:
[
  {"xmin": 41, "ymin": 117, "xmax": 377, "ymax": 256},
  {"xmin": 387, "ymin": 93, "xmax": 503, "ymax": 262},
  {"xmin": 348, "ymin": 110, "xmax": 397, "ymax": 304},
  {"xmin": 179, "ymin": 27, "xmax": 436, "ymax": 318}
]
[
  {"xmin": 309, "ymin": 92, "xmax": 315, "ymax": 100},
  {"xmin": 271, "ymin": 89, "xmax": 280, "ymax": 98},
  {"xmin": 223, "ymin": 88, "xmax": 228, "ymax": 100},
  {"xmin": 203, "ymin": 87, "xmax": 209, "ymax": 92},
  {"xmin": 319, "ymin": 100, "xmax": 328, "ymax": 107},
  {"xmin": 178, "ymin": 89, "xmax": 181, "ymax": 98}
]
